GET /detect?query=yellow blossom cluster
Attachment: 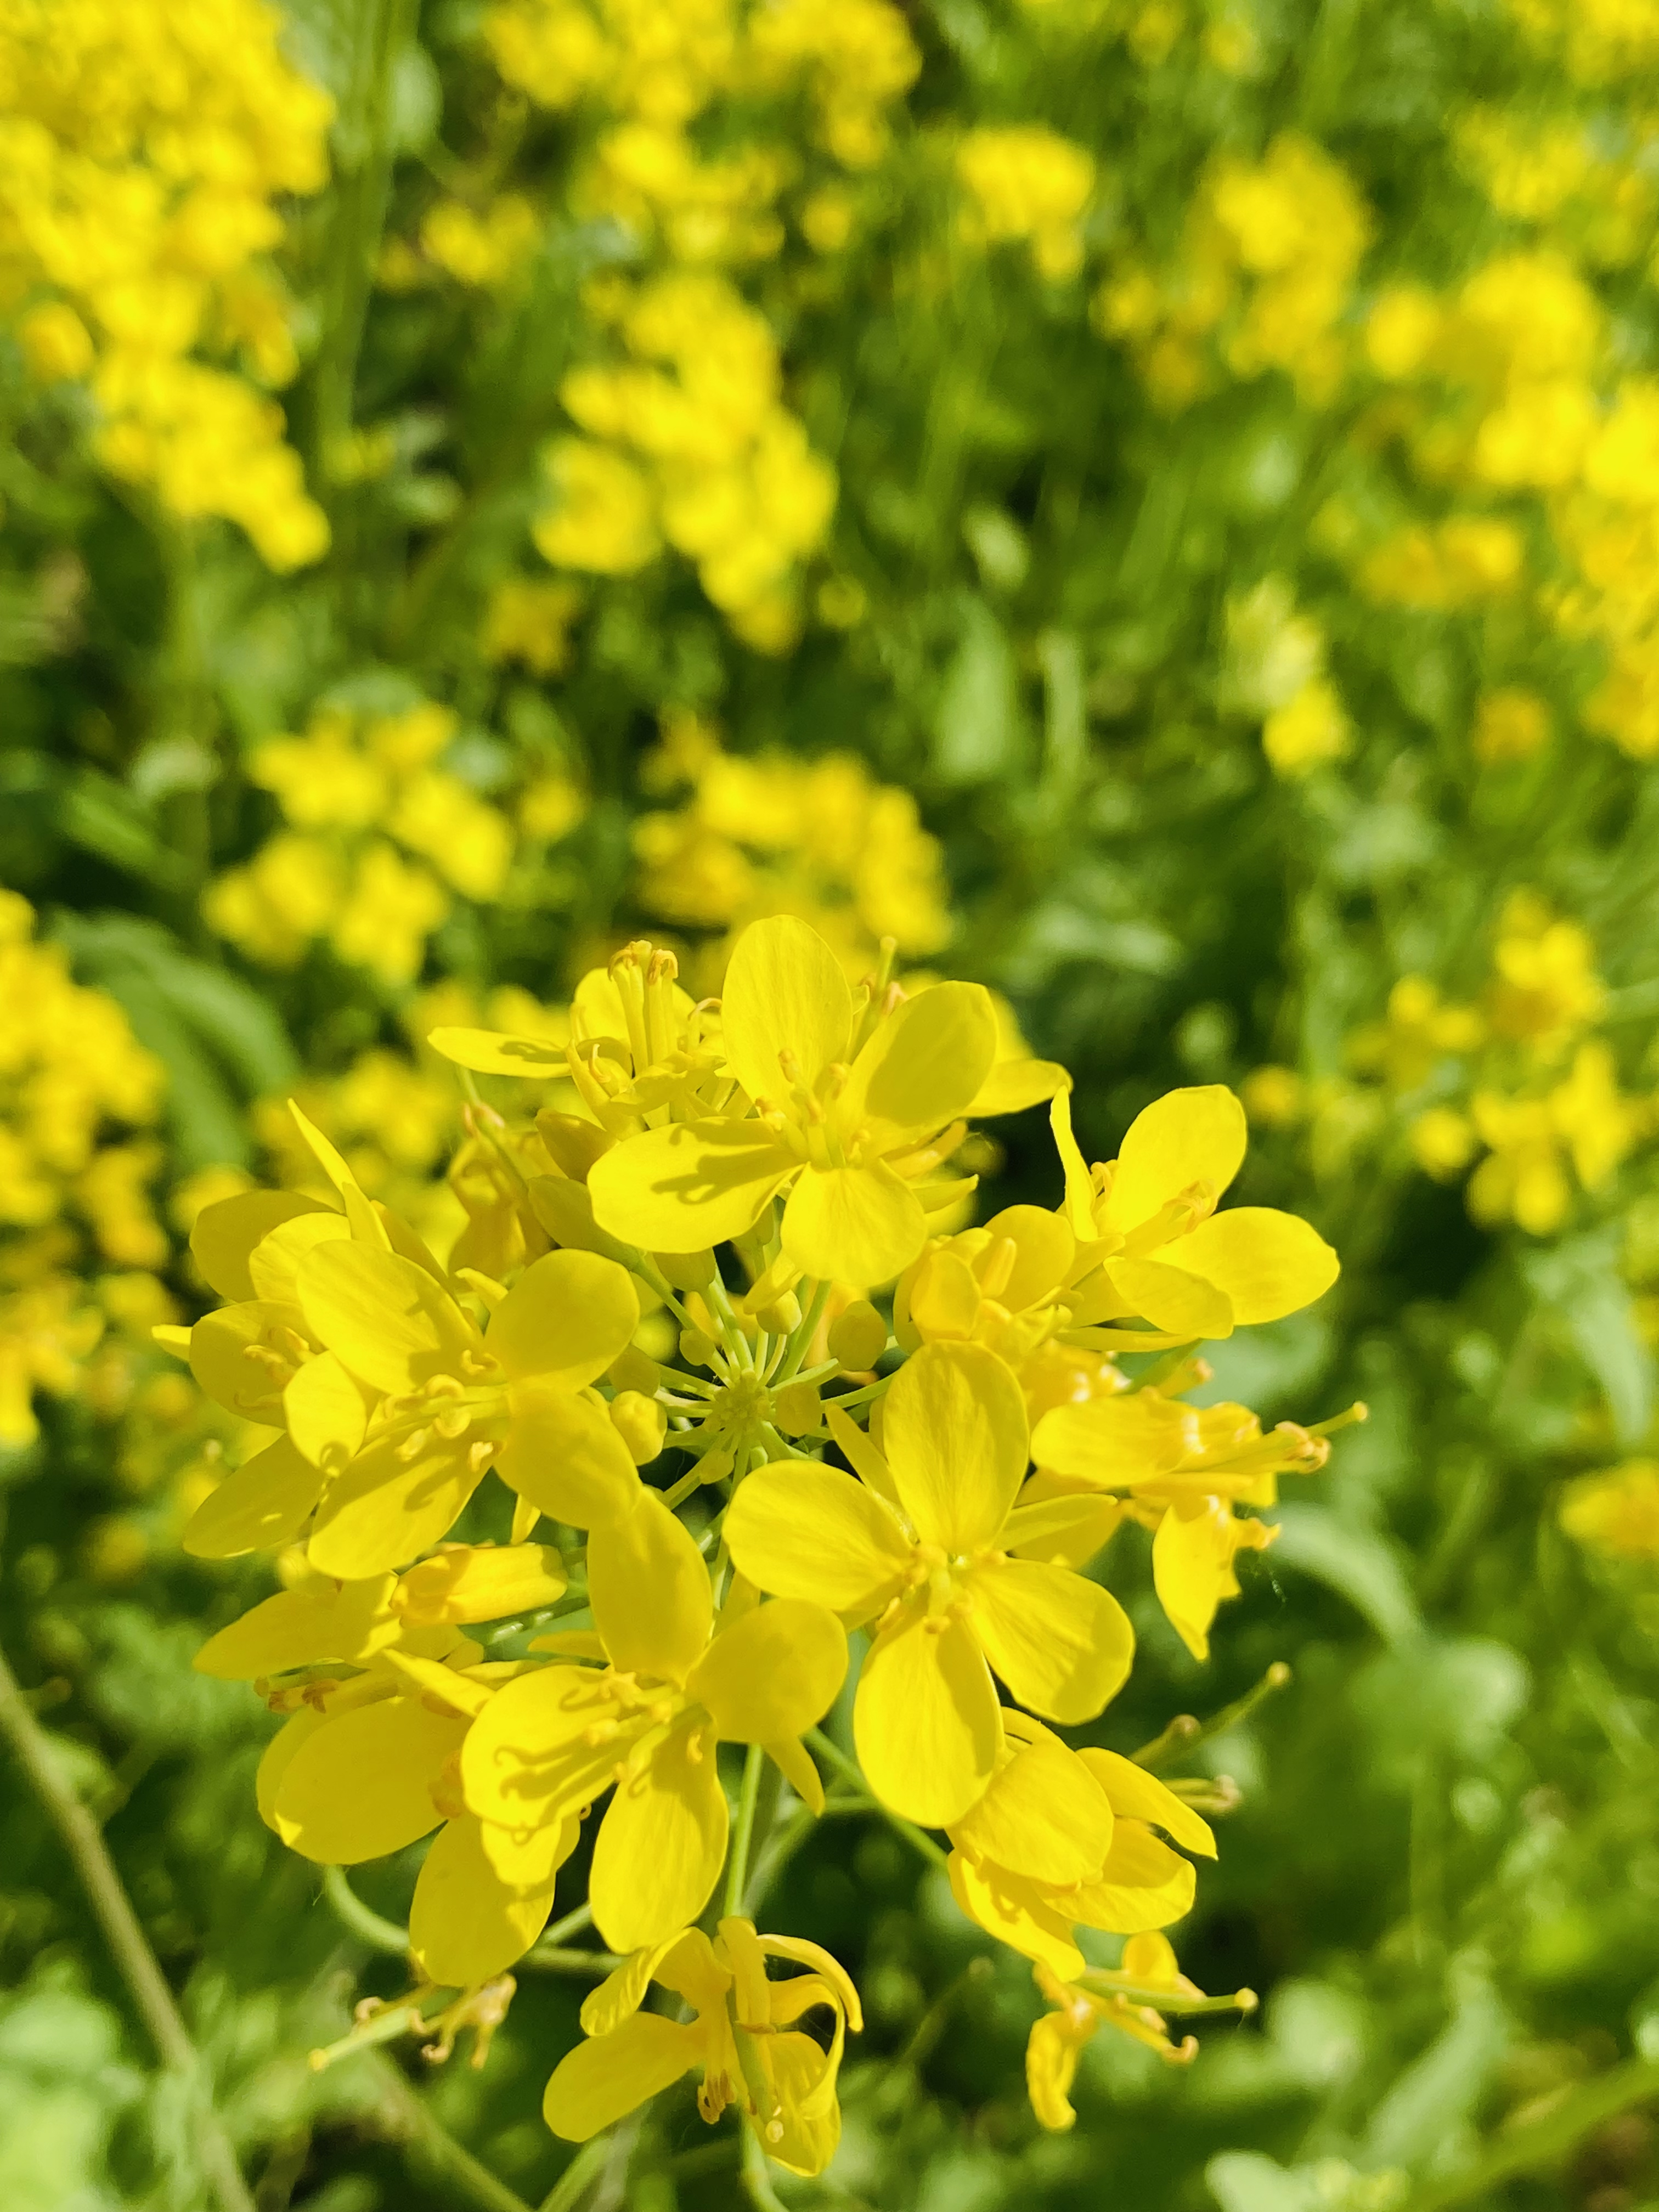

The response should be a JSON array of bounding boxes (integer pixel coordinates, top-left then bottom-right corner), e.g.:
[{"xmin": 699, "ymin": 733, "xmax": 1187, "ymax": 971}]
[
  {"xmin": 631, "ymin": 712, "xmax": 953, "ymax": 985},
  {"xmin": 0, "ymin": 893, "xmax": 170, "ymax": 1446},
  {"xmin": 533, "ymin": 272, "xmax": 838, "ymax": 650},
  {"xmin": 1245, "ymin": 893, "xmax": 1650, "ymax": 1237},
  {"xmin": 0, "ymin": 0, "xmax": 332, "ymax": 568},
  {"xmin": 956, "ymin": 126, "xmax": 1096, "ymax": 281},
  {"xmin": 1097, "ymin": 134, "xmax": 1372, "ymax": 409},
  {"xmin": 1560, "ymin": 1459, "xmax": 1659, "ymax": 1561},
  {"xmin": 173, "ymin": 914, "xmax": 1345, "ymax": 2158},
  {"xmin": 204, "ymin": 702, "xmax": 526, "ymax": 988},
  {"xmin": 1222, "ymin": 577, "xmax": 1352, "ymax": 779}
]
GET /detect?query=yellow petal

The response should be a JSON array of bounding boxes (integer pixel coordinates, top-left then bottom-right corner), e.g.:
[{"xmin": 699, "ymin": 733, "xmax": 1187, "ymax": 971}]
[
  {"xmin": 307, "ymin": 1435, "xmax": 487, "ymax": 1578},
  {"xmin": 247, "ymin": 1210, "xmax": 354, "ymax": 1304},
  {"xmin": 882, "ymin": 1340, "xmax": 1028, "ymax": 1553},
  {"xmin": 196, "ymin": 1584, "xmax": 352, "ymax": 1679},
  {"xmin": 589, "ymin": 1121, "xmax": 794, "ymax": 1252},
  {"xmin": 951, "ymin": 1737, "xmax": 1113, "ymax": 1886},
  {"xmin": 759, "ymin": 2028, "xmax": 844, "ymax": 2177},
  {"xmin": 1049, "ymin": 1091, "xmax": 1098, "ymax": 1242},
  {"xmin": 462, "ymin": 1666, "xmax": 620, "ymax": 1834},
  {"xmin": 298, "ymin": 1244, "xmax": 476, "ymax": 1396},
  {"xmin": 1160, "ymin": 1206, "xmax": 1340, "ymax": 1324},
  {"xmin": 527, "ymin": 1173, "xmax": 637, "ymax": 1265},
  {"xmin": 724, "ymin": 1463, "xmax": 911, "ymax": 1615},
  {"xmin": 854, "ymin": 1603, "xmax": 1001, "ymax": 1827},
  {"xmin": 579, "ymin": 1929, "xmax": 703, "ymax": 2036},
  {"xmin": 968, "ymin": 1558, "xmax": 1133, "ymax": 1723},
  {"xmin": 721, "ymin": 915, "xmax": 854, "ymax": 1107},
  {"xmin": 780, "ymin": 1161, "xmax": 927, "ymax": 1286},
  {"xmin": 428, "ymin": 1026, "xmax": 568, "ymax": 1076},
  {"xmin": 983, "ymin": 1206, "xmax": 1076, "ymax": 1309},
  {"xmin": 182, "ymin": 1436, "xmax": 324, "ymax": 1559},
  {"xmin": 842, "ymin": 982, "xmax": 999, "ymax": 1143},
  {"xmin": 272, "ymin": 1694, "xmax": 467, "ymax": 1863},
  {"xmin": 1102, "ymin": 1257, "xmax": 1234, "ymax": 1340},
  {"xmin": 947, "ymin": 1852, "xmax": 1084, "ymax": 1978},
  {"xmin": 410, "ymin": 1811, "xmax": 563, "ymax": 1987},
  {"xmin": 1030, "ymin": 1393, "xmax": 1188, "ymax": 1487},
  {"xmin": 1077, "ymin": 1750, "xmax": 1216, "ymax": 1858},
  {"xmin": 907, "ymin": 1250, "xmax": 982, "ymax": 1340},
  {"xmin": 587, "ymin": 1491, "xmax": 712, "ymax": 1684},
  {"xmin": 1151, "ymin": 1498, "xmax": 1274, "ymax": 1661},
  {"xmin": 1026, "ymin": 2007, "xmax": 1087, "ymax": 2130},
  {"xmin": 498, "ymin": 1384, "xmax": 641, "ymax": 1528},
  {"xmin": 1068, "ymin": 1821, "xmax": 1196, "ymax": 1933},
  {"xmin": 821, "ymin": 1401, "xmax": 904, "ymax": 1510},
  {"xmin": 486, "ymin": 1251, "xmax": 639, "ymax": 1388},
  {"xmin": 972, "ymin": 1058, "xmax": 1073, "ymax": 1117},
  {"xmin": 543, "ymin": 2013, "xmax": 700, "ymax": 2141},
  {"xmin": 688, "ymin": 1600, "xmax": 847, "ymax": 1742},
  {"xmin": 188, "ymin": 1300, "xmax": 311, "ymax": 1421},
  {"xmin": 757, "ymin": 1934, "xmax": 862, "ymax": 2031},
  {"xmin": 589, "ymin": 1728, "xmax": 728, "ymax": 1951},
  {"xmin": 397, "ymin": 1543, "xmax": 567, "ymax": 1626},
  {"xmin": 284, "ymin": 1350, "xmax": 372, "ymax": 1469},
  {"xmin": 1102, "ymin": 1086, "xmax": 1246, "ymax": 1232},
  {"xmin": 190, "ymin": 1189, "xmax": 334, "ymax": 1302},
  {"xmin": 763, "ymin": 1735, "xmax": 826, "ymax": 1815},
  {"xmin": 1003, "ymin": 1491, "xmax": 1128, "ymax": 1565},
  {"xmin": 256, "ymin": 1706, "xmax": 325, "ymax": 1831}
]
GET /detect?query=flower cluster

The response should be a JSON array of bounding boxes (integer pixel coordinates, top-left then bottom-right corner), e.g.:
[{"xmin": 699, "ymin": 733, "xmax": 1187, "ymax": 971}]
[
  {"xmin": 175, "ymin": 912, "xmax": 1347, "ymax": 2168},
  {"xmin": 205, "ymin": 701, "xmax": 528, "ymax": 988},
  {"xmin": 1246, "ymin": 891, "xmax": 1651, "ymax": 1237},
  {"xmin": 956, "ymin": 126, "xmax": 1096, "ymax": 282},
  {"xmin": 0, "ymin": 0, "xmax": 332, "ymax": 568},
  {"xmin": 632, "ymin": 711, "xmax": 953, "ymax": 985},
  {"xmin": 0, "ymin": 894, "xmax": 171, "ymax": 1447}
]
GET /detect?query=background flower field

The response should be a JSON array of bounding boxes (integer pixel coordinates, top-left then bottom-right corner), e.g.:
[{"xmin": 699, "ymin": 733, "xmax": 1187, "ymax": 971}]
[{"xmin": 3, "ymin": 0, "xmax": 1659, "ymax": 2208}]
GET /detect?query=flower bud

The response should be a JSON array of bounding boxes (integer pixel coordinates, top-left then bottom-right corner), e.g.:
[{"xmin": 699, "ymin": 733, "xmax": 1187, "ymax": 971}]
[
  {"xmin": 679, "ymin": 1325, "xmax": 718, "ymax": 1368},
  {"xmin": 829, "ymin": 1300, "xmax": 887, "ymax": 1371},
  {"xmin": 774, "ymin": 1381, "xmax": 822, "ymax": 1436},
  {"xmin": 756, "ymin": 1292, "xmax": 801, "ymax": 1334},
  {"xmin": 608, "ymin": 1345, "xmax": 659, "ymax": 1395},
  {"xmin": 610, "ymin": 1390, "xmax": 667, "ymax": 1465}
]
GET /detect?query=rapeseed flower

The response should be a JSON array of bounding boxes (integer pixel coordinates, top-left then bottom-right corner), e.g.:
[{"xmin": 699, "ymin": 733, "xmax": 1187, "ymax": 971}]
[
  {"xmin": 724, "ymin": 1340, "xmax": 1134, "ymax": 1824},
  {"xmin": 461, "ymin": 1493, "xmax": 846, "ymax": 1948},
  {"xmin": 589, "ymin": 915, "xmax": 998, "ymax": 1284},
  {"xmin": 1025, "ymin": 1936, "xmax": 1249, "ymax": 2129},
  {"xmin": 544, "ymin": 1916, "xmax": 860, "ymax": 2176}
]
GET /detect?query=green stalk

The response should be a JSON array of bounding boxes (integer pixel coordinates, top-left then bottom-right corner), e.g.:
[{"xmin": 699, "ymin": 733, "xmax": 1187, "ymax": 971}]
[
  {"xmin": 724, "ymin": 1743, "xmax": 766, "ymax": 1916},
  {"xmin": 537, "ymin": 2136, "xmax": 613, "ymax": 2212},
  {"xmin": 805, "ymin": 1729, "xmax": 949, "ymax": 1870},
  {"xmin": 774, "ymin": 1278, "xmax": 831, "ymax": 1382},
  {"xmin": 0, "ymin": 1643, "xmax": 256, "ymax": 2212},
  {"xmin": 322, "ymin": 1865, "xmax": 409, "ymax": 1955}
]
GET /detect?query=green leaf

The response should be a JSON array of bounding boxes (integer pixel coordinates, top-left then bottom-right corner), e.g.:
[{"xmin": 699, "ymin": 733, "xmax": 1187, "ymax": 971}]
[
  {"xmin": 1268, "ymin": 1503, "xmax": 1422, "ymax": 1646},
  {"xmin": 934, "ymin": 597, "xmax": 1024, "ymax": 786}
]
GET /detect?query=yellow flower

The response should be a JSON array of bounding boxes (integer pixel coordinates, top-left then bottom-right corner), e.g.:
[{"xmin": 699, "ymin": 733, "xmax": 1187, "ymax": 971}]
[
  {"xmin": 588, "ymin": 916, "xmax": 998, "ymax": 1284},
  {"xmin": 1026, "ymin": 1390, "xmax": 1342, "ymax": 1657},
  {"xmin": 1560, "ymin": 1460, "xmax": 1659, "ymax": 1561},
  {"xmin": 1347, "ymin": 975, "xmax": 1485, "ymax": 1092},
  {"xmin": 1466, "ymin": 1042, "xmax": 1640, "ymax": 1235},
  {"xmin": 1486, "ymin": 896, "xmax": 1605, "ymax": 1055},
  {"xmin": 461, "ymin": 1502, "xmax": 846, "ymax": 1949},
  {"xmin": 1050, "ymin": 1086, "xmax": 1340, "ymax": 1345},
  {"xmin": 724, "ymin": 1340, "xmax": 1135, "ymax": 1825},
  {"xmin": 956, "ymin": 126, "xmax": 1096, "ymax": 281},
  {"xmin": 1026, "ymin": 1936, "xmax": 1224, "ymax": 2130},
  {"xmin": 544, "ymin": 1916, "xmax": 861, "ymax": 2177},
  {"xmin": 946, "ymin": 1713, "xmax": 1216, "ymax": 1975},
  {"xmin": 1262, "ymin": 676, "xmax": 1351, "ymax": 777}
]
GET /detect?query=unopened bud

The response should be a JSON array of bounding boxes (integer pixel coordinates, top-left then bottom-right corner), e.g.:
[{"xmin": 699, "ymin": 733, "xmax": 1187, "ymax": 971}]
[
  {"xmin": 756, "ymin": 1291, "xmax": 801, "ymax": 1334},
  {"xmin": 610, "ymin": 1390, "xmax": 667, "ymax": 1466},
  {"xmin": 829, "ymin": 1300, "xmax": 888, "ymax": 1371},
  {"xmin": 774, "ymin": 1381, "xmax": 822, "ymax": 1436},
  {"xmin": 608, "ymin": 1345, "xmax": 660, "ymax": 1396},
  {"xmin": 679, "ymin": 1326, "xmax": 718, "ymax": 1369}
]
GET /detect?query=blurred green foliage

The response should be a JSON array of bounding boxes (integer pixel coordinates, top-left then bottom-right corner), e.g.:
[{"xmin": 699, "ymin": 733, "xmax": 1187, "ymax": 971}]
[{"xmin": 4, "ymin": 0, "xmax": 1659, "ymax": 2207}]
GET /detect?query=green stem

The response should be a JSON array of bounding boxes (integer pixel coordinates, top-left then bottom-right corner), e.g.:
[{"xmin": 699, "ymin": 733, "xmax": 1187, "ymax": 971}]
[
  {"xmin": 538, "ymin": 1902, "xmax": 594, "ymax": 1948},
  {"xmin": 741, "ymin": 2126, "xmax": 791, "ymax": 2211},
  {"xmin": 1133, "ymin": 1663, "xmax": 1292, "ymax": 1771},
  {"xmin": 724, "ymin": 1744, "xmax": 766, "ymax": 1917},
  {"xmin": 0, "ymin": 1643, "xmax": 256, "ymax": 2212},
  {"xmin": 520, "ymin": 1947, "xmax": 627, "ymax": 1978},
  {"xmin": 1075, "ymin": 1975, "xmax": 1259, "ymax": 2016},
  {"xmin": 775, "ymin": 1279, "xmax": 831, "ymax": 1383},
  {"xmin": 1404, "ymin": 2055, "xmax": 1659, "ymax": 2212},
  {"xmin": 368, "ymin": 2052, "xmax": 537, "ymax": 2212},
  {"xmin": 322, "ymin": 1865, "xmax": 409, "ymax": 1955},
  {"xmin": 805, "ymin": 1729, "xmax": 949, "ymax": 1870},
  {"xmin": 537, "ymin": 2136, "xmax": 612, "ymax": 2212}
]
